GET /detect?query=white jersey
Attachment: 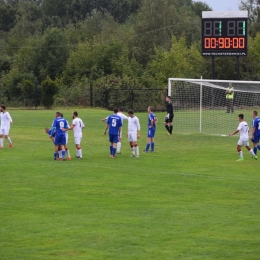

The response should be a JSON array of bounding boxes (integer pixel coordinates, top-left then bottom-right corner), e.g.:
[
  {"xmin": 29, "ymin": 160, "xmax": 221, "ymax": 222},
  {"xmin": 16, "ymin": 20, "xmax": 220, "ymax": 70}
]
[
  {"xmin": 72, "ymin": 117, "xmax": 84, "ymax": 138},
  {"xmin": 237, "ymin": 121, "xmax": 249, "ymax": 140},
  {"xmin": 0, "ymin": 111, "xmax": 12, "ymax": 129},
  {"xmin": 128, "ymin": 116, "xmax": 140, "ymax": 132},
  {"xmin": 117, "ymin": 112, "xmax": 128, "ymax": 125},
  {"xmin": 65, "ymin": 119, "xmax": 70, "ymax": 142}
]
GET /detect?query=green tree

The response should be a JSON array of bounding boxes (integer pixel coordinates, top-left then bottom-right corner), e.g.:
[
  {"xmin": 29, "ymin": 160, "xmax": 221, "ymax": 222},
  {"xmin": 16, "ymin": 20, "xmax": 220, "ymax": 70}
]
[
  {"xmin": 0, "ymin": 1, "xmax": 17, "ymax": 32},
  {"xmin": 132, "ymin": 0, "xmax": 201, "ymax": 65},
  {"xmin": 41, "ymin": 76, "xmax": 59, "ymax": 108},
  {"xmin": 192, "ymin": 1, "xmax": 212, "ymax": 17},
  {"xmin": 36, "ymin": 28, "xmax": 70, "ymax": 82},
  {"xmin": 240, "ymin": 0, "xmax": 260, "ymax": 36},
  {"xmin": 62, "ymin": 40, "xmax": 128, "ymax": 85},
  {"xmin": 149, "ymin": 36, "xmax": 203, "ymax": 85},
  {"xmin": 23, "ymin": 79, "xmax": 34, "ymax": 106},
  {"xmin": 240, "ymin": 34, "xmax": 260, "ymax": 80}
]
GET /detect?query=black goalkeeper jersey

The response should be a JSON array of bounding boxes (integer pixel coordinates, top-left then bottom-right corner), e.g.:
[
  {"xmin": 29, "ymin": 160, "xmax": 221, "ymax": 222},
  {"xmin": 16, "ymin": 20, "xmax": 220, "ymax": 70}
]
[{"xmin": 167, "ymin": 101, "xmax": 173, "ymax": 115}]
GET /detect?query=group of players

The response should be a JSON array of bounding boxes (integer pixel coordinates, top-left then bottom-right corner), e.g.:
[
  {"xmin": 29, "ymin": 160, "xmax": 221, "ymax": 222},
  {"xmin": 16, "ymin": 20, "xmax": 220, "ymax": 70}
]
[
  {"xmin": 46, "ymin": 111, "xmax": 85, "ymax": 160},
  {"xmin": 1, "ymin": 96, "xmax": 260, "ymax": 163},
  {"xmin": 0, "ymin": 97, "xmax": 174, "ymax": 160},
  {"xmin": 229, "ymin": 111, "xmax": 260, "ymax": 161},
  {"xmin": 4, "ymin": 95, "xmax": 260, "ymax": 162},
  {"xmin": 101, "ymin": 96, "xmax": 174, "ymax": 158}
]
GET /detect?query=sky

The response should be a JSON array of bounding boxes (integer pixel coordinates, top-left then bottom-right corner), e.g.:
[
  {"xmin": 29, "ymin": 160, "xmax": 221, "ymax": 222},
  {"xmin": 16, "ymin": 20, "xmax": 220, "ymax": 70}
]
[{"xmin": 203, "ymin": 0, "xmax": 240, "ymax": 11}]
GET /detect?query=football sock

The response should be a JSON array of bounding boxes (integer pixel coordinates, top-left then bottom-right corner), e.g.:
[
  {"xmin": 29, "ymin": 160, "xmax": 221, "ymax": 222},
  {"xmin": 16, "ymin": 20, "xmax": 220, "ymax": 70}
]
[
  {"xmin": 66, "ymin": 148, "xmax": 71, "ymax": 158},
  {"xmin": 78, "ymin": 148, "xmax": 82, "ymax": 158},
  {"xmin": 254, "ymin": 146, "xmax": 257, "ymax": 155},
  {"xmin": 131, "ymin": 146, "xmax": 134, "ymax": 154},
  {"xmin": 169, "ymin": 126, "xmax": 173, "ymax": 134},
  {"xmin": 151, "ymin": 142, "xmax": 155, "ymax": 151},
  {"xmin": 145, "ymin": 142, "xmax": 151, "ymax": 151},
  {"xmin": 54, "ymin": 152, "xmax": 58, "ymax": 160},
  {"xmin": 112, "ymin": 147, "xmax": 116, "ymax": 156},
  {"xmin": 257, "ymin": 145, "xmax": 260, "ymax": 150},
  {"xmin": 165, "ymin": 125, "xmax": 169, "ymax": 132},
  {"xmin": 62, "ymin": 150, "xmax": 66, "ymax": 159},
  {"xmin": 58, "ymin": 150, "xmax": 62, "ymax": 158},
  {"xmin": 6, "ymin": 137, "xmax": 12, "ymax": 144},
  {"xmin": 0, "ymin": 138, "xmax": 3, "ymax": 146},
  {"xmin": 136, "ymin": 146, "xmax": 139, "ymax": 156},
  {"xmin": 117, "ymin": 142, "xmax": 121, "ymax": 153},
  {"xmin": 110, "ymin": 145, "xmax": 113, "ymax": 155},
  {"xmin": 249, "ymin": 149, "xmax": 255, "ymax": 157},
  {"xmin": 238, "ymin": 151, "xmax": 243, "ymax": 158},
  {"xmin": 76, "ymin": 148, "xmax": 79, "ymax": 157}
]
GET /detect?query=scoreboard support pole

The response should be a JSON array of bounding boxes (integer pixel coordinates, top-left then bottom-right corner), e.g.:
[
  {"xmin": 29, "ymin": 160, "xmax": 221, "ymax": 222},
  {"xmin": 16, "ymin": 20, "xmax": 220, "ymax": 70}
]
[
  {"xmin": 236, "ymin": 56, "xmax": 240, "ymax": 80},
  {"xmin": 211, "ymin": 56, "xmax": 215, "ymax": 79}
]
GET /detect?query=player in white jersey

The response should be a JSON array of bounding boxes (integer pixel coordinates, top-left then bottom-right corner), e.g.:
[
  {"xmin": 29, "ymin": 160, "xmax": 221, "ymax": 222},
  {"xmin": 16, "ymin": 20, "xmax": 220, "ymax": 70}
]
[
  {"xmin": 0, "ymin": 105, "xmax": 13, "ymax": 148},
  {"xmin": 127, "ymin": 109, "xmax": 141, "ymax": 157},
  {"xmin": 63, "ymin": 111, "xmax": 84, "ymax": 159},
  {"xmin": 101, "ymin": 107, "xmax": 128, "ymax": 154},
  {"xmin": 229, "ymin": 114, "xmax": 257, "ymax": 161}
]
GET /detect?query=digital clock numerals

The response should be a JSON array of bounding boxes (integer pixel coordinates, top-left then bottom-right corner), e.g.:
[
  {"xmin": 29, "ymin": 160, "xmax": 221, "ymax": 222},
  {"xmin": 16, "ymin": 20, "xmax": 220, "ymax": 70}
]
[
  {"xmin": 204, "ymin": 20, "xmax": 246, "ymax": 36},
  {"xmin": 204, "ymin": 21, "xmax": 222, "ymax": 36},
  {"xmin": 204, "ymin": 38, "xmax": 245, "ymax": 49}
]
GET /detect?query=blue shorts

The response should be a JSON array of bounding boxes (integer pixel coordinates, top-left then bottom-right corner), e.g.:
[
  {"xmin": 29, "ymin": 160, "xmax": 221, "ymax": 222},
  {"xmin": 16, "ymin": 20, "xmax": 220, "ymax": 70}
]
[
  {"xmin": 54, "ymin": 134, "xmax": 66, "ymax": 145},
  {"xmin": 109, "ymin": 134, "xmax": 119, "ymax": 143},
  {"xmin": 251, "ymin": 134, "xmax": 260, "ymax": 143},
  {"xmin": 147, "ymin": 128, "xmax": 155, "ymax": 138}
]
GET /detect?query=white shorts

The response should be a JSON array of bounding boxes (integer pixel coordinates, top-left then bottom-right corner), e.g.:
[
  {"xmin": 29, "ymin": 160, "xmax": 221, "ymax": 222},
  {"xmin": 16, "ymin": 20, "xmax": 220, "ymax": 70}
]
[
  {"xmin": 74, "ymin": 137, "xmax": 82, "ymax": 145},
  {"xmin": 0, "ymin": 129, "xmax": 10, "ymax": 135},
  {"xmin": 128, "ymin": 131, "xmax": 137, "ymax": 142},
  {"xmin": 237, "ymin": 138, "xmax": 249, "ymax": 147},
  {"xmin": 65, "ymin": 133, "xmax": 68, "ymax": 145}
]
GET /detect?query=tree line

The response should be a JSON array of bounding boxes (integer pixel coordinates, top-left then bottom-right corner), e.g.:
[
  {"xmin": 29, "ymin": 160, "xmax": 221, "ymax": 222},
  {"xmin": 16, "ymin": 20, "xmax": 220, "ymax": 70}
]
[{"xmin": 0, "ymin": 0, "xmax": 259, "ymax": 108}]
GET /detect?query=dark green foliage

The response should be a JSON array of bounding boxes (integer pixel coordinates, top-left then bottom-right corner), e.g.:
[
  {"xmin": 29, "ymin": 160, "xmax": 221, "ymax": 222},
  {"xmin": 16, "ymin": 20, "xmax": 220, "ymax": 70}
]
[
  {"xmin": 0, "ymin": 54, "xmax": 11, "ymax": 73},
  {"xmin": 23, "ymin": 79, "xmax": 34, "ymax": 106},
  {"xmin": 36, "ymin": 28, "xmax": 70, "ymax": 82},
  {"xmin": 192, "ymin": 1, "xmax": 212, "ymax": 17},
  {"xmin": 0, "ymin": 2, "xmax": 17, "ymax": 32},
  {"xmin": 0, "ymin": 0, "xmax": 260, "ymax": 107},
  {"xmin": 41, "ymin": 76, "xmax": 59, "ymax": 108}
]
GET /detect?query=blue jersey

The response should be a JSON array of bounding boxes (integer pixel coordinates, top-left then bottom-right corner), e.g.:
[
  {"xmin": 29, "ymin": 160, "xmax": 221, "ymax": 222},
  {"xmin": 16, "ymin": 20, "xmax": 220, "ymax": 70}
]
[
  {"xmin": 253, "ymin": 117, "xmax": 260, "ymax": 136},
  {"xmin": 52, "ymin": 117, "xmax": 68, "ymax": 136},
  {"xmin": 48, "ymin": 127, "xmax": 56, "ymax": 137},
  {"xmin": 148, "ymin": 112, "xmax": 156, "ymax": 129},
  {"xmin": 107, "ymin": 114, "xmax": 122, "ymax": 135}
]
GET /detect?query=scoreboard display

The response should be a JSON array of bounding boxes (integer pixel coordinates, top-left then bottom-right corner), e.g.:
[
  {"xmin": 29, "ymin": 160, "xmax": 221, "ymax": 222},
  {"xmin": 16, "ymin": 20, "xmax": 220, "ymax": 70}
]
[{"xmin": 202, "ymin": 11, "xmax": 248, "ymax": 56}]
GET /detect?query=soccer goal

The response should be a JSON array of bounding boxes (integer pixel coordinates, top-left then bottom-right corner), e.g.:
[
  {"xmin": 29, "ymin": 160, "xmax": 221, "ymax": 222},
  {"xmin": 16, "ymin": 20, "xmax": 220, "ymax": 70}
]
[{"xmin": 168, "ymin": 78, "xmax": 260, "ymax": 135}]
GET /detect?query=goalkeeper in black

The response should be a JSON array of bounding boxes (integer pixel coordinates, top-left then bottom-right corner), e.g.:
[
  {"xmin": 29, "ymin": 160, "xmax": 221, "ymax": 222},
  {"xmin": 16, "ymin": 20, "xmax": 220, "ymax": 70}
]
[{"xmin": 164, "ymin": 96, "xmax": 174, "ymax": 135}]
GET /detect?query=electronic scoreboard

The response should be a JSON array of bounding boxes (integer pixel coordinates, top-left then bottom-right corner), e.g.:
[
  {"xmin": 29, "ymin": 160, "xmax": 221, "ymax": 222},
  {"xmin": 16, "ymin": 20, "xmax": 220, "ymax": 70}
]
[{"xmin": 202, "ymin": 11, "xmax": 248, "ymax": 56}]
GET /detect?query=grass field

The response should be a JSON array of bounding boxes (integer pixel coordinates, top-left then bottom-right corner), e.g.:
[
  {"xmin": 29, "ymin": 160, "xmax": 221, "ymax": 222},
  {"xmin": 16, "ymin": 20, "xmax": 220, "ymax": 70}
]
[{"xmin": 1, "ymin": 109, "xmax": 260, "ymax": 260}]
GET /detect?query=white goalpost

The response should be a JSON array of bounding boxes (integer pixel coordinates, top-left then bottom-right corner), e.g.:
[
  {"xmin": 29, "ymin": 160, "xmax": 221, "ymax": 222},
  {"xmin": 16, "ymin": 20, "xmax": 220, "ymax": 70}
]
[{"xmin": 168, "ymin": 78, "xmax": 260, "ymax": 135}]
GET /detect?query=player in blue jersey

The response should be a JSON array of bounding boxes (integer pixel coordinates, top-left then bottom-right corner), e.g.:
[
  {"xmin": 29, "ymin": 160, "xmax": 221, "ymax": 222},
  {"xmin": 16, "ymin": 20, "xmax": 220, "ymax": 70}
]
[
  {"xmin": 60, "ymin": 113, "xmax": 71, "ymax": 160},
  {"xmin": 51, "ymin": 111, "xmax": 69, "ymax": 161},
  {"xmin": 45, "ymin": 127, "xmax": 55, "ymax": 143},
  {"xmin": 104, "ymin": 107, "xmax": 122, "ymax": 158},
  {"xmin": 251, "ymin": 110, "xmax": 260, "ymax": 155},
  {"xmin": 143, "ymin": 106, "xmax": 157, "ymax": 152}
]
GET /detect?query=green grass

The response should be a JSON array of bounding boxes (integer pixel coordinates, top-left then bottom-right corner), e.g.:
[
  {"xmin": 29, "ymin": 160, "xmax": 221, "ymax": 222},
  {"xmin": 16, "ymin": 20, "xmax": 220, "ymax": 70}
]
[
  {"xmin": 1, "ymin": 109, "xmax": 260, "ymax": 260},
  {"xmin": 173, "ymin": 108, "xmax": 257, "ymax": 135}
]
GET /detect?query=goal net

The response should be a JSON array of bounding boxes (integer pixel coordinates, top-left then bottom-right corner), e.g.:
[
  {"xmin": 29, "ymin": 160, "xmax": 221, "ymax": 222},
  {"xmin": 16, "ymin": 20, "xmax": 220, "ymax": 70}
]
[{"xmin": 168, "ymin": 78, "xmax": 260, "ymax": 135}]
